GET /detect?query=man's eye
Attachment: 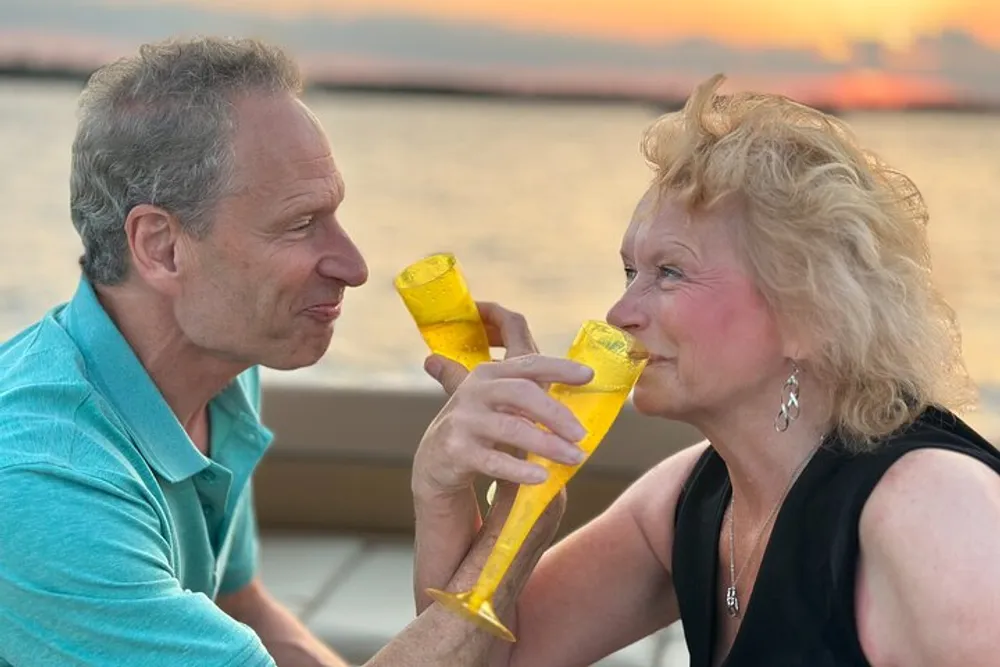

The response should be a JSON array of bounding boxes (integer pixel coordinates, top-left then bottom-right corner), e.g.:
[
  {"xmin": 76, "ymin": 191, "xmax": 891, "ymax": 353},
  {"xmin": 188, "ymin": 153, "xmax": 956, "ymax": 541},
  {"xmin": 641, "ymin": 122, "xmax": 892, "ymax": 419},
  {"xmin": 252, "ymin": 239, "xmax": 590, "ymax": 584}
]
[{"xmin": 624, "ymin": 267, "xmax": 637, "ymax": 285}]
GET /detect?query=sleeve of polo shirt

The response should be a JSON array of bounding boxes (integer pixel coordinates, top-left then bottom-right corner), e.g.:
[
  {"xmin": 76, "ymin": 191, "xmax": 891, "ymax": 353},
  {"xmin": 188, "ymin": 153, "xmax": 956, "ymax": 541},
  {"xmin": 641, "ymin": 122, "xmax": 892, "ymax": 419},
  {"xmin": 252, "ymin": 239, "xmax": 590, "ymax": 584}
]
[
  {"xmin": 217, "ymin": 482, "xmax": 260, "ymax": 596},
  {"xmin": 0, "ymin": 463, "xmax": 278, "ymax": 667}
]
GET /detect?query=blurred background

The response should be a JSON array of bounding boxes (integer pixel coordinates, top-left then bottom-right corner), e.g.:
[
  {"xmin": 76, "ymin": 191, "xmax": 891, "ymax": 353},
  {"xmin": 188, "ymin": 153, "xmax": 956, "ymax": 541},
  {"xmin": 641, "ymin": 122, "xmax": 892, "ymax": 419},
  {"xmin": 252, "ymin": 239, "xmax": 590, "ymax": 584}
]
[{"xmin": 1, "ymin": 2, "xmax": 998, "ymax": 663}]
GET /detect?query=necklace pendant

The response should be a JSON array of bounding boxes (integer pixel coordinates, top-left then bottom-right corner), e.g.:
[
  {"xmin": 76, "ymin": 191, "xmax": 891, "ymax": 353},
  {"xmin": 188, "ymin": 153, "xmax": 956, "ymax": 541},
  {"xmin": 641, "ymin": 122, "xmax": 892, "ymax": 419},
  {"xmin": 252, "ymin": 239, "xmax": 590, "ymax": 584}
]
[{"xmin": 725, "ymin": 585, "xmax": 740, "ymax": 618}]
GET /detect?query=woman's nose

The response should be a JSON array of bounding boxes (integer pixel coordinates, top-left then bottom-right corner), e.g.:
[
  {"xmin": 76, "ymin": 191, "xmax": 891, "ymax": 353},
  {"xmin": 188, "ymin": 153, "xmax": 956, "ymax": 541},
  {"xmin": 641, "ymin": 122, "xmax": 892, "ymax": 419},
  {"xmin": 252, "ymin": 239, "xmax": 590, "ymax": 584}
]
[{"xmin": 606, "ymin": 288, "xmax": 647, "ymax": 332}]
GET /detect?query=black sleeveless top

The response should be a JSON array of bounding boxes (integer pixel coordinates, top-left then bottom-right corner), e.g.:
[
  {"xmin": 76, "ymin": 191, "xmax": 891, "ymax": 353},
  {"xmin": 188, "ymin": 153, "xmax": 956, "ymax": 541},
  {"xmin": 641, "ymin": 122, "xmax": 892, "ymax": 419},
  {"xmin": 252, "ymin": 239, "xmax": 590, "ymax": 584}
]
[{"xmin": 671, "ymin": 406, "xmax": 1000, "ymax": 667}]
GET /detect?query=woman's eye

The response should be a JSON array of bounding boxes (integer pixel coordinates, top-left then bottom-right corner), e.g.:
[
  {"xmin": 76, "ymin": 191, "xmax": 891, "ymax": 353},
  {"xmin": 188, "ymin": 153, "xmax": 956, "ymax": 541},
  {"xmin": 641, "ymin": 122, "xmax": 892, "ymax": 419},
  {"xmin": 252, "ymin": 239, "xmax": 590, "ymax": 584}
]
[{"xmin": 658, "ymin": 265, "xmax": 684, "ymax": 281}]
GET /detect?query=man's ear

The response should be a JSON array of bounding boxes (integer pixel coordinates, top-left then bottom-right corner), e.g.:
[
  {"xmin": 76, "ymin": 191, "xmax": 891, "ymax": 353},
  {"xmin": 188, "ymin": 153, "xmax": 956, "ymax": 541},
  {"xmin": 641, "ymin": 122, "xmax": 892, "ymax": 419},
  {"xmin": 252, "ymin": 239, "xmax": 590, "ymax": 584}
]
[{"xmin": 124, "ymin": 204, "xmax": 184, "ymax": 295}]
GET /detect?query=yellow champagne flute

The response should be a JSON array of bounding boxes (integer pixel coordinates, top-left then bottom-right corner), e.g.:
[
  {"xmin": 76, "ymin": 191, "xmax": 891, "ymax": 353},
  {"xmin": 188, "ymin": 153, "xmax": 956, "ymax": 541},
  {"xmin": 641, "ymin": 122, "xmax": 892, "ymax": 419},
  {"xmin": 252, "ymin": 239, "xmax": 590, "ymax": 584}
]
[
  {"xmin": 394, "ymin": 253, "xmax": 492, "ymax": 370},
  {"xmin": 425, "ymin": 319, "xmax": 649, "ymax": 641}
]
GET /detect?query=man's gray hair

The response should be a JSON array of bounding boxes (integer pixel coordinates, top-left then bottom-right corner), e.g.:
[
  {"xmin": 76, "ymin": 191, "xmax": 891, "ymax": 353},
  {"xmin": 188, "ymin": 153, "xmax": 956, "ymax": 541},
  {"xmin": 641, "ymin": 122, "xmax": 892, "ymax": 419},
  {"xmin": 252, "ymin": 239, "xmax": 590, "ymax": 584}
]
[{"xmin": 70, "ymin": 36, "xmax": 303, "ymax": 285}]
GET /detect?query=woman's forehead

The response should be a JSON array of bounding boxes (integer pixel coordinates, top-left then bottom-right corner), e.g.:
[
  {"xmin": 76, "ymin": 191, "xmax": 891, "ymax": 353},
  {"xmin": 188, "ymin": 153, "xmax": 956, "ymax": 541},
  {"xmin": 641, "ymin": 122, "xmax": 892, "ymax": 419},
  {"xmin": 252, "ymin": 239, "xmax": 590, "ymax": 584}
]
[{"xmin": 622, "ymin": 192, "xmax": 741, "ymax": 260}]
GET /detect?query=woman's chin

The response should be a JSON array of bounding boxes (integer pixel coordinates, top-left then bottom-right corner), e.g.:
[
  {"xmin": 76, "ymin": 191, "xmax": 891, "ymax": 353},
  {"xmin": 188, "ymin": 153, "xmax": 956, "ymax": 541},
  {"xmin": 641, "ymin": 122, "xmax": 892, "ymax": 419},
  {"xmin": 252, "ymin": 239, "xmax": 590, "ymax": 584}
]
[
  {"xmin": 632, "ymin": 385, "xmax": 674, "ymax": 418},
  {"xmin": 632, "ymin": 380, "xmax": 693, "ymax": 423}
]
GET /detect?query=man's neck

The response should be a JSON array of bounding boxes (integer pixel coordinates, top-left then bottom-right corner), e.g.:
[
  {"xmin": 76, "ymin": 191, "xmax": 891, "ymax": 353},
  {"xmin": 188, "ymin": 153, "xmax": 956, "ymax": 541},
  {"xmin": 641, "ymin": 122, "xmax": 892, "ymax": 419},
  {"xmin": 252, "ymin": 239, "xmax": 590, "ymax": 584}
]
[{"xmin": 94, "ymin": 283, "xmax": 248, "ymax": 440}]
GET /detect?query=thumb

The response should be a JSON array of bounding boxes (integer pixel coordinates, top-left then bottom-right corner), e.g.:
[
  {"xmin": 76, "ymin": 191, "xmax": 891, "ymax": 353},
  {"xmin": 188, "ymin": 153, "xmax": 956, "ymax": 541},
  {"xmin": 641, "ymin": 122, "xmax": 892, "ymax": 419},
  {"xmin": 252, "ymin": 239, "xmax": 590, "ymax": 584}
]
[{"xmin": 423, "ymin": 354, "xmax": 471, "ymax": 396}]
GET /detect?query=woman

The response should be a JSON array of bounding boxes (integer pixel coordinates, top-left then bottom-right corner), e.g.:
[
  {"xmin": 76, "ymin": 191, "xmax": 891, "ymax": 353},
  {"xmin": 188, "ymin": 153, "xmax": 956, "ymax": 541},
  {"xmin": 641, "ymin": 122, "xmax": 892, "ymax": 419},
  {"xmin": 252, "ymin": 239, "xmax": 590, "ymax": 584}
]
[{"xmin": 410, "ymin": 74, "xmax": 1000, "ymax": 666}]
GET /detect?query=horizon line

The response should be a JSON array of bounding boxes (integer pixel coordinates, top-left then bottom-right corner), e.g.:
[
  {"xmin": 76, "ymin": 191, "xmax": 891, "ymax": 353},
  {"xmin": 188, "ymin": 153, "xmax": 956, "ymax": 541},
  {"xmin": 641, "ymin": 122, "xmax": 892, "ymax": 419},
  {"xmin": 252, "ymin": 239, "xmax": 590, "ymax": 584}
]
[{"xmin": 3, "ymin": 59, "xmax": 999, "ymax": 115}]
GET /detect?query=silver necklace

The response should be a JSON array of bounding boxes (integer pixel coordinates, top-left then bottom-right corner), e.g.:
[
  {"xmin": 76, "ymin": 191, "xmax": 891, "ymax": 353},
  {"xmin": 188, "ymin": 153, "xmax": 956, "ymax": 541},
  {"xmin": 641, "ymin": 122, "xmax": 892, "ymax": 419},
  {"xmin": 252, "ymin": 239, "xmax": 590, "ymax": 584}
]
[{"xmin": 725, "ymin": 440, "xmax": 823, "ymax": 619}]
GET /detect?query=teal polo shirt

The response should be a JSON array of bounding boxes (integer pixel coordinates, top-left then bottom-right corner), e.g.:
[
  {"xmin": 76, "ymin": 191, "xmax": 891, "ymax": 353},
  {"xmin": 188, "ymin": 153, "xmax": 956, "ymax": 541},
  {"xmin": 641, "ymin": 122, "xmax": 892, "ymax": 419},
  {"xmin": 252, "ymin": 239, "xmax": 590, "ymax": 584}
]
[{"xmin": 0, "ymin": 278, "xmax": 278, "ymax": 666}]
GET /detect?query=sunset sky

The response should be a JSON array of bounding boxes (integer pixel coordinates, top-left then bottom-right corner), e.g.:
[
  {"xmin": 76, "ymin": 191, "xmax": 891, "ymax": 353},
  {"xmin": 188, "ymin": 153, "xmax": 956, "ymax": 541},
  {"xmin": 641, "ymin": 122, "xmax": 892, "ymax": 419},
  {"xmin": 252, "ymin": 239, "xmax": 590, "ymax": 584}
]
[
  {"xmin": 4, "ymin": 0, "xmax": 1000, "ymax": 108},
  {"xmin": 165, "ymin": 0, "xmax": 1000, "ymax": 58}
]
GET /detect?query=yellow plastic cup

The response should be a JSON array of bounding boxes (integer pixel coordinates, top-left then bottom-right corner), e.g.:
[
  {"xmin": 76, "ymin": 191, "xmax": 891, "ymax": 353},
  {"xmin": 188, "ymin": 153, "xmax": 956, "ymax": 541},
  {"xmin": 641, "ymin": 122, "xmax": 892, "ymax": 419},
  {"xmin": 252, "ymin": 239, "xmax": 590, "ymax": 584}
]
[
  {"xmin": 394, "ymin": 253, "xmax": 492, "ymax": 371},
  {"xmin": 425, "ymin": 319, "xmax": 649, "ymax": 641}
]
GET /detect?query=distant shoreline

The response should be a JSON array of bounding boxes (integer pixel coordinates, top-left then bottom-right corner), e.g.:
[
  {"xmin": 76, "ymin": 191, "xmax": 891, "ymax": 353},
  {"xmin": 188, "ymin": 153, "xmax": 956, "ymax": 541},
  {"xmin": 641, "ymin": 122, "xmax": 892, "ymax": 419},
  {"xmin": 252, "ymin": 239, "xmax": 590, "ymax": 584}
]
[{"xmin": 2, "ymin": 61, "xmax": 998, "ymax": 116}]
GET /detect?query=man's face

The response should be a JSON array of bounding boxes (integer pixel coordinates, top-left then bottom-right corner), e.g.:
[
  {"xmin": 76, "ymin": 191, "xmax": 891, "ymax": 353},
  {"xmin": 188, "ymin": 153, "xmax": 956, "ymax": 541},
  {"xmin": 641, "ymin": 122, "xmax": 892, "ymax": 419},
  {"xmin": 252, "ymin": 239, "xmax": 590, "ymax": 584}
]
[{"xmin": 171, "ymin": 92, "xmax": 369, "ymax": 370}]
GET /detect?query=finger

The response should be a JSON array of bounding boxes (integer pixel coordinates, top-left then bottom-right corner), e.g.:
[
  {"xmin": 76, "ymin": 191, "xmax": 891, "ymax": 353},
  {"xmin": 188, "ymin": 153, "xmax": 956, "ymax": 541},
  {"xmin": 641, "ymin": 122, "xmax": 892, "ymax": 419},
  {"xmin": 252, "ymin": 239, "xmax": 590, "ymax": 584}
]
[
  {"xmin": 476, "ymin": 301, "xmax": 538, "ymax": 358},
  {"xmin": 483, "ymin": 378, "xmax": 588, "ymax": 445},
  {"xmin": 423, "ymin": 354, "xmax": 471, "ymax": 396},
  {"xmin": 476, "ymin": 411, "xmax": 587, "ymax": 467},
  {"xmin": 482, "ymin": 354, "xmax": 594, "ymax": 387},
  {"xmin": 473, "ymin": 446, "xmax": 550, "ymax": 485}
]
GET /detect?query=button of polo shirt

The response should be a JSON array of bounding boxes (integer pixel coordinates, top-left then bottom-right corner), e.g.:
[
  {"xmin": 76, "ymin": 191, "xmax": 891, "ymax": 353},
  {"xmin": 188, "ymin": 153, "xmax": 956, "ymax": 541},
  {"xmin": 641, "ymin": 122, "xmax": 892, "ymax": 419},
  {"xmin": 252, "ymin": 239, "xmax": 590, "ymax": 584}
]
[{"xmin": 199, "ymin": 469, "xmax": 217, "ymax": 483}]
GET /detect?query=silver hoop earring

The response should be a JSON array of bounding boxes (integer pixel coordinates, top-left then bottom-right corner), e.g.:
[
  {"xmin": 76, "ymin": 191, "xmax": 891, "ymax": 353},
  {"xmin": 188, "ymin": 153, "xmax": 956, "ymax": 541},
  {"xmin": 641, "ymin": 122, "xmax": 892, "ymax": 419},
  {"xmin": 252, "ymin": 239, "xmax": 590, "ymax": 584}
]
[{"xmin": 774, "ymin": 362, "xmax": 801, "ymax": 432}]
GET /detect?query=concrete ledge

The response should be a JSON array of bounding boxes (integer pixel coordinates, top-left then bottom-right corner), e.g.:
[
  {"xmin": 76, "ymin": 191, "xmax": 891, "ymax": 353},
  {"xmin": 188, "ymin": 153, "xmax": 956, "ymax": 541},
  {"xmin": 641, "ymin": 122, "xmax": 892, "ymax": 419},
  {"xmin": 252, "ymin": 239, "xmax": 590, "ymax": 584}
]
[{"xmin": 256, "ymin": 384, "xmax": 703, "ymax": 534}]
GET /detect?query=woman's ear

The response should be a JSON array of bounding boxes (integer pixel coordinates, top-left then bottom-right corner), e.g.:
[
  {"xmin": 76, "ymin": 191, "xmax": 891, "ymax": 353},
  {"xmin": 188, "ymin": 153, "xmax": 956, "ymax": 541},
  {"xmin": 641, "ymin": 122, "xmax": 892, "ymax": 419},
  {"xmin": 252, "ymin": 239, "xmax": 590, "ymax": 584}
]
[{"xmin": 780, "ymin": 317, "xmax": 819, "ymax": 364}]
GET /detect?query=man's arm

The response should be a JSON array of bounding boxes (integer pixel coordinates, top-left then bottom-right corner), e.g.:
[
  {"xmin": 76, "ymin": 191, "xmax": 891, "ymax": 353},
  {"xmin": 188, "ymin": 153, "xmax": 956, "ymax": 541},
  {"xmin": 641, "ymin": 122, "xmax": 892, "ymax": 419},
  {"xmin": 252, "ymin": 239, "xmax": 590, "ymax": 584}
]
[
  {"xmin": 215, "ymin": 483, "xmax": 350, "ymax": 667},
  {"xmin": 858, "ymin": 447, "xmax": 1000, "ymax": 667},
  {"xmin": 218, "ymin": 578, "xmax": 348, "ymax": 667},
  {"xmin": 369, "ymin": 479, "xmax": 566, "ymax": 667}
]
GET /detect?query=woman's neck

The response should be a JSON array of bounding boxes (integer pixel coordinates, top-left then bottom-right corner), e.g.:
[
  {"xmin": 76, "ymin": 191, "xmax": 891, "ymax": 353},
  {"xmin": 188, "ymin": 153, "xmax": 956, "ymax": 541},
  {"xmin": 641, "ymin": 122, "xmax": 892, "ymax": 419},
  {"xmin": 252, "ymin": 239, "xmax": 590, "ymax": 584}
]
[{"xmin": 696, "ymin": 378, "xmax": 834, "ymax": 522}]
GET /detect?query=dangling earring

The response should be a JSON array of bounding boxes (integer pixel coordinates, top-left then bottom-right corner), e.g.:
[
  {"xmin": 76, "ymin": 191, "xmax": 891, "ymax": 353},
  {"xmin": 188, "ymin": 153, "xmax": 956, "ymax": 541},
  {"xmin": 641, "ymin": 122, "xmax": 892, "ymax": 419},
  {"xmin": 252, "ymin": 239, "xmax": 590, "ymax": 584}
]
[{"xmin": 774, "ymin": 361, "xmax": 801, "ymax": 432}]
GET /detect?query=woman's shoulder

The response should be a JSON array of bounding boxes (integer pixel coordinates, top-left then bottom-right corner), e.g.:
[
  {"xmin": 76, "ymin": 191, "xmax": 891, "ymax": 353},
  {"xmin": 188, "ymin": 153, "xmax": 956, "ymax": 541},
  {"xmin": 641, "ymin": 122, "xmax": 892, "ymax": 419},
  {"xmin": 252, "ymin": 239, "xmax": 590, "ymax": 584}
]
[
  {"xmin": 853, "ymin": 418, "xmax": 1000, "ymax": 665},
  {"xmin": 861, "ymin": 405, "xmax": 1000, "ymax": 531},
  {"xmin": 825, "ymin": 405, "xmax": 999, "ymax": 496}
]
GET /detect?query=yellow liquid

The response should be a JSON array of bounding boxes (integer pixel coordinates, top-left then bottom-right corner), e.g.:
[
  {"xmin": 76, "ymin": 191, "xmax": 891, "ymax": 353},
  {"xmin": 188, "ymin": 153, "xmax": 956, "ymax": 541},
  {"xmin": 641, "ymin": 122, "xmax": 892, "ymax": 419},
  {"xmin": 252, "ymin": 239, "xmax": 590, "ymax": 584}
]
[
  {"xmin": 467, "ymin": 384, "xmax": 632, "ymax": 606},
  {"xmin": 533, "ymin": 383, "xmax": 632, "ymax": 481},
  {"xmin": 418, "ymin": 319, "xmax": 491, "ymax": 370}
]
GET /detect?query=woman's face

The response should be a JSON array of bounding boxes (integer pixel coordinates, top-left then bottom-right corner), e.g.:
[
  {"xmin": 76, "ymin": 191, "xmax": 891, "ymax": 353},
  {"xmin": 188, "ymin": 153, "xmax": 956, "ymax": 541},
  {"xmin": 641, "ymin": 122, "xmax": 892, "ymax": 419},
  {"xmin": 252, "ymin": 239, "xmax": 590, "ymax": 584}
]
[{"xmin": 607, "ymin": 189, "xmax": 793, "ymax": 423}]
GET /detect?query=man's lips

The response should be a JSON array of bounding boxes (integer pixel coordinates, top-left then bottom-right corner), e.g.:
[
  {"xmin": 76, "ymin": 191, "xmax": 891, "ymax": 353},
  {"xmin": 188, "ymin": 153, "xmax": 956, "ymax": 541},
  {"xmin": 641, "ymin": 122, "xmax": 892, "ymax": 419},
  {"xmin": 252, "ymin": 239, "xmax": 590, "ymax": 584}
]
[{"xmin": 304, "ymin": 302, "xmax": 343, "ymax": 323}]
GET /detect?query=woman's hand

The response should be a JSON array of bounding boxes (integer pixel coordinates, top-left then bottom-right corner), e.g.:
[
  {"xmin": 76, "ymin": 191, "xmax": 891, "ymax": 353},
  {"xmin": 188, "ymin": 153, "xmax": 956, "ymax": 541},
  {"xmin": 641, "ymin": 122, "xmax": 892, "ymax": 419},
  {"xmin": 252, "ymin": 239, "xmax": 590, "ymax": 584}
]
[{"xmin": 414, "ymin": 352, "xmax": 593, "ymax": 501}]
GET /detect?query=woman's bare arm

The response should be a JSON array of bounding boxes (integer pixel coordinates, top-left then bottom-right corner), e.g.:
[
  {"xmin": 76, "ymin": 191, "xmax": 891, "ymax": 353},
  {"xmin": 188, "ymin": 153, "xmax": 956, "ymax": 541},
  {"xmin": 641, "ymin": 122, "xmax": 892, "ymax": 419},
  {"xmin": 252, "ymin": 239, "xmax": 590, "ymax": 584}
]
[{"xmin": 857, "ymin": 447, "xmax": 1000, "ymax": 667}]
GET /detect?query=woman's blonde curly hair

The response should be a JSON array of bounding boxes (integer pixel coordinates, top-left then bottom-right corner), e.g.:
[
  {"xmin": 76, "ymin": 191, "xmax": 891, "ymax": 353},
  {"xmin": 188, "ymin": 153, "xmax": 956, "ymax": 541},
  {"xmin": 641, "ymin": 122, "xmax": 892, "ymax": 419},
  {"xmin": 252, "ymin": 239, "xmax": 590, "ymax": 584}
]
[{"xmin": 640, "ymin": 74, "xmax": 976, "ymax": 450}]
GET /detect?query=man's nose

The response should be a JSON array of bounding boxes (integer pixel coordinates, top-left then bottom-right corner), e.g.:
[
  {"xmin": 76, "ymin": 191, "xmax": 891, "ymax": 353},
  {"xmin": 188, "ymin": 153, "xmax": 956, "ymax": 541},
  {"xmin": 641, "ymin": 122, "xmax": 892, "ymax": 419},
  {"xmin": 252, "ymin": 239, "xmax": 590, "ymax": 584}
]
[{"xmin": 318, "ymin": 228, "xmax": 368, "ymax": 287}]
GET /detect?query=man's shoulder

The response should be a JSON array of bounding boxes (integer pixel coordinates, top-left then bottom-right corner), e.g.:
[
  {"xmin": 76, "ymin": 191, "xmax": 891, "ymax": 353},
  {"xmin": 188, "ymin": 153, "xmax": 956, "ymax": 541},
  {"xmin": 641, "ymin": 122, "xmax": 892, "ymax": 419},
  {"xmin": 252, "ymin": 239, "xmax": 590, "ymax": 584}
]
[
  {"xmin": 0, "ymin": 320, "xmax": 143, "ymax": 482},
  {"xmin": 0, "ymin": 400, "xmax": 144, "ymax": 485},
  {"xmin": 0, "ymin": 306, "xmax": 87, "ymax": 389}
]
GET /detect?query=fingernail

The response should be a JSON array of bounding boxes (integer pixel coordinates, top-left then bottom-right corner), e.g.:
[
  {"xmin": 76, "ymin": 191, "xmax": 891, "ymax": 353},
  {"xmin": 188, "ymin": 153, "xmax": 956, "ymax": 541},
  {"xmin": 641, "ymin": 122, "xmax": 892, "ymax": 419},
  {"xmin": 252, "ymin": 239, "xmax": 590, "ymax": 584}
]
[
  {"xmin": 528, "ymin": 468, "xmax": 548, "ymax": 483},
  {"xmin": 571, "ymin": 424, "xmax": 588, "ymax": 441},
  {"xmin": 566, "ymin": 448, "xmax": 587, "ymax": 465}
]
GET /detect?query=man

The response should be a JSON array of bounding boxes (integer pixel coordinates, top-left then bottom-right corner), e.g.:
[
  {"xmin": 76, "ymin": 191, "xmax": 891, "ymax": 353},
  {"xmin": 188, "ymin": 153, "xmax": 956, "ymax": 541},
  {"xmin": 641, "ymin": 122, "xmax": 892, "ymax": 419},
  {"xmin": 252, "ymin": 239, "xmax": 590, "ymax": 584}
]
[{"xmin": 0, "ymin": 36, "xmax": 566, "ymax": 666}]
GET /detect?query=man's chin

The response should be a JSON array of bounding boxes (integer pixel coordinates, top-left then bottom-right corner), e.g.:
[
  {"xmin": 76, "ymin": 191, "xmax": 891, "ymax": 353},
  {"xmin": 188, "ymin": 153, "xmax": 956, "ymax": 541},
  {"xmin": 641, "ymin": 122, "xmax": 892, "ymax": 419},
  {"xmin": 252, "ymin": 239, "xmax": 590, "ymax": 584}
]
[{"xmin": 259, "ymin": 338, "xmax": 333, "ymax": 372}]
